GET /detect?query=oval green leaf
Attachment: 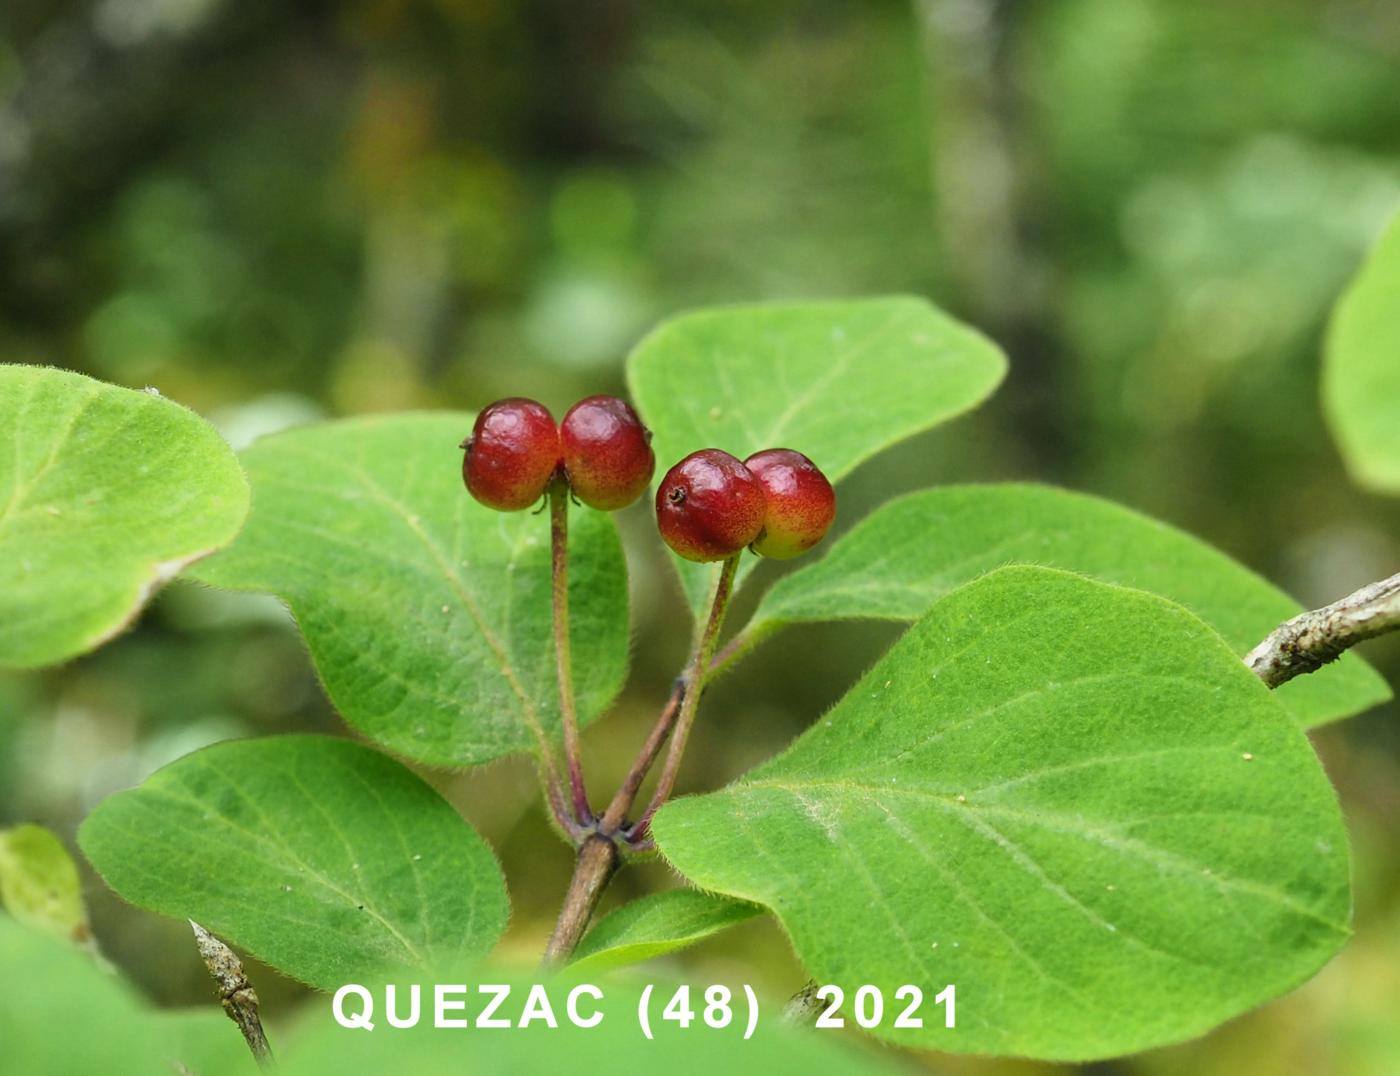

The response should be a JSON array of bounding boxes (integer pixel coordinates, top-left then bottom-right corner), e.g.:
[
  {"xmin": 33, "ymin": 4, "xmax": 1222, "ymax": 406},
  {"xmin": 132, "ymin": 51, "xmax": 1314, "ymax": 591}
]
[
  {"xmin": 0, "ymin": 364, "xmax": 249, "ymax": 669},
  {"xmin": 1325, "ymin": 210, "xmax": 1400, "ymax": 494},
  {"xmin": 626, "ymin": 296, "xmax": 1007, "ymax": 611},
  {"xmin": 188, "ymin": 412, "xmax": 629, "ymax": 767},
  {"xmin": 746, "ymin": 484, "xmax": 1389, "ymax": 728},
  {"xmin": 0, "ymin": 824, "xmax": 90, "ymax": 945},
  {"xmin": 655, "ymin": 566, "xmax": 1351, "ymax": 1060},
  {"xmin": 569, "ymin": 889, "xmax": 762, "ymax": 974},
  {"xmin": 78, "ymin": 735, "xmax": 509, "ymax": 990}
]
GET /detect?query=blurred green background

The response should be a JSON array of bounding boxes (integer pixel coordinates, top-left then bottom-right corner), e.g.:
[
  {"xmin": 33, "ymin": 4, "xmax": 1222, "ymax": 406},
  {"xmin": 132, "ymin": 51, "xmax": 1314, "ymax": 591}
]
[{"xmin": 3, "ymin": 0, "xmax": 1400, "ymax": 1072}]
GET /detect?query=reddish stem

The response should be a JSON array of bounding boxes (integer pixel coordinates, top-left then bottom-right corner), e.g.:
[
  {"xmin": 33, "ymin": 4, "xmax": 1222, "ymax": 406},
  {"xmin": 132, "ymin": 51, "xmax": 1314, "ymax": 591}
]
[
  {"xmin": 631, "ymin": 554, "xmax": 740, "ymax": 841},
  {"xmin": 550, "ymin": 479, "xmax": 591, "ymax": 824}
]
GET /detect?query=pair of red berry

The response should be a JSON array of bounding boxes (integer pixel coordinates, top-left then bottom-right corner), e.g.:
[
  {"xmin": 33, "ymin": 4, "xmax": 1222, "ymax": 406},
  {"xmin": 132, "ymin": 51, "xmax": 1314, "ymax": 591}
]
[
  {"xmin": 656, "ymin": 446, "xmax": 835, "ymax": 562},
  {"xmin": 462, "ymin": 396, "xmax": 836, "ymax": 561},
  {"xmin": 462, "ymin": 395, "xmax": 655, "ymax": 512}
]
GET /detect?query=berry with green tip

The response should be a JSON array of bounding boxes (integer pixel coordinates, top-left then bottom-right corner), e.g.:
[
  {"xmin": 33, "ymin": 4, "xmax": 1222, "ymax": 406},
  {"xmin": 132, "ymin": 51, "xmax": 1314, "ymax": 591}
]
[
  {"xmin": 744, "ymin": 448, "xmax": 836, "ymax": 559},
  {"xmin": 560, "ymin": 395, "xmax": 656, "ymax": 510},
  {"xmin": 655, "ymin": 449, "xmax": 766, "ymax": 562},
  {"xmin": 461, "ymin": 397, "xmax": 561, "ymax": 511}
]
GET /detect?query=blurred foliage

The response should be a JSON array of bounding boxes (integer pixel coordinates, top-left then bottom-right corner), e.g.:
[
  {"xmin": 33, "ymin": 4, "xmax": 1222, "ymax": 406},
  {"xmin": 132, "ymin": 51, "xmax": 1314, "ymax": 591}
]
[{"xmin": 2, "ymin": 0, "xmax": 1400, "ymax": 1072}]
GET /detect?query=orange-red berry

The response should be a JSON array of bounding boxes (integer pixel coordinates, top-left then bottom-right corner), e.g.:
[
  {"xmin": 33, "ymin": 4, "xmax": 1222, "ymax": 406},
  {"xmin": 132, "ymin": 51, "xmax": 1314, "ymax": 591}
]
[
  {"xmin": 744, "ymin": 448, "xmax": 836, "ymax": 559},
  {"xmin": 560, "ymin": 395, "xmax": 655, "ymax": 510},
  {"xmin": 461, "ymin": 398, "xmax": 560, "ymax": 511},
  {"xmin": 655, "ymin": 449, "xmax": 766, "ymax": 563}
]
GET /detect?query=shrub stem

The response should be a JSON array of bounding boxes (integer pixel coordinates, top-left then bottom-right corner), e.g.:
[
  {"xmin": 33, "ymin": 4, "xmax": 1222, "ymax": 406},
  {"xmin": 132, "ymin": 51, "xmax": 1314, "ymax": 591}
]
[
  {"xmin": 542, "ymin": 555, "xmax": 742, "ymax": 964},
  {"xmin": 541, "ymin": 834, "xmax": 618, "ymax": 967}
]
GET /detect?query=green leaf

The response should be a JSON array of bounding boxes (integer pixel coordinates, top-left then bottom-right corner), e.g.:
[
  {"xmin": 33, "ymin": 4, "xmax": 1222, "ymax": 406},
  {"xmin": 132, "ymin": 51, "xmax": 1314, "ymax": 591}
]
[
  {"xmin": 79, "ymin": 735, "xmax": 509, "ymax": 990},
  {"xmin": 0, "ymin": 916, "xmax": 210, "ymax": 1075},
  {"xmin": 0, "ymin": 364, "xmax": 249, "ymax": 669},
  {"xmin": 0, "ymin": 824, "xmax": 90, "ymax": 945},
  {"xmin": 747, "ymin": 484, "xmax": 1389, "ymax": 728},
  {"xmin": 189, "ymin": 412, "xmax": 629, "ymax": 767},
  {"xmin": 569, "ymin": 889, "xmax": 762, "ymax": 974},
  {"xmin": 627, "ymin": 296, "xmax": 1007, "ymax": 611},
  {"xmin": 655, "ymin": 566, "xmax": 1351, "ymax": 1060},
  {"xmin": 1325, "ymin": 211, "xmax": 1400, "ymax": 494}
]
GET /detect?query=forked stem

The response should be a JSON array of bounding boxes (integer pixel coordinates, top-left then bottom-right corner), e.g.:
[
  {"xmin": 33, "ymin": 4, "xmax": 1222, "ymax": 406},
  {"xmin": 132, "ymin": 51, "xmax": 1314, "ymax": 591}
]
[
  {"xmin": 542, "ymin": 555, "xmax": 742, "ymax": 965},
  {"xmin": 597, "ymin": 677, "xmax": 686, "ymax": 835},
  {"xmin": 550, "ymin": 479, "xmax": 591, "ymax": 824}
]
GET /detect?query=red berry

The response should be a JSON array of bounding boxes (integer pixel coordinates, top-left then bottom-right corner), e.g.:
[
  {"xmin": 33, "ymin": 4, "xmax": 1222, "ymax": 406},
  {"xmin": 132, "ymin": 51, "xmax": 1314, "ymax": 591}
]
[
  {"xmin": 655, "ymin": 449, "xmax": 766, "ymax": 563},
  {"xmin": 744, "ymin": 448, "xmax": 836, "ymax": 559},
  {"xmin": 560, "ymin": 395, "xmax": 656, "ymax": 510},
  {"xmin": 461, "ymin": 398, "xmax": 560, "ymax": 511}
]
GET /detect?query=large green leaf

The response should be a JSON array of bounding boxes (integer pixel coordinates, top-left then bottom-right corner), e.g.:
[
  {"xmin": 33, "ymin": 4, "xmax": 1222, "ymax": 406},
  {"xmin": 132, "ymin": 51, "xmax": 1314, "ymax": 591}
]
[
  {"xmin": 744, "ymin": 484, "xmax": 1389, "ymax": 728},
  {"xmin": 627, "ymin": 296, "xmax": 1007, "ymax": 611},
  {"xmin": 79, "ymin": 735, "xmax": 509, "ymax": 990},
  {"xmin": 0, "ymin": 824, "xmax": 90, "ymax": 945},
  {"xmin": 569, "ymin": 889, "xmax": 762, "ymax": 974},
  {"xmin": 0, "ymin": 364, "xmax": 248, "ymax": 669},
  {"xmin": 655, "ymin": 567, "xmax": 1351, "ymax": 1060},
  {"xmin": 1325, "ymin": 211, "xmax": 1400, "ymax": 494},
  {"xmin": 189, "ymin": 412, "xmax": 629, "ymax": 767}
]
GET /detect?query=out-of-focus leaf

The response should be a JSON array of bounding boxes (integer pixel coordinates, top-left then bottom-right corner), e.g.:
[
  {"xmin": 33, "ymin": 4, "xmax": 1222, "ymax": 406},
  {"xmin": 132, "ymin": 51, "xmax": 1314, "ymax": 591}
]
[
  {"xmin": 0, "ymin": 364, "xmax": 248, "ymax": 669},
  {"xmin": 0, "ymin": 916, "xmax": 225, "ymax": 1074},
  {"xmin": 1325, "ymin": 211, "xmax": 1400, "ymax": 494},
  {"xmin": 0, "ymin": 824, "xmax": 90, "ymax": 945}
]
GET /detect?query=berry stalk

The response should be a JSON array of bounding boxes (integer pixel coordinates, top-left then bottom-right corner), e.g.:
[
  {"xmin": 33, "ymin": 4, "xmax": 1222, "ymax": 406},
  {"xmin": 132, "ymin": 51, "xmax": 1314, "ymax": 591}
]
[
  {"xmin": 549, "ymin": 477, "xmax": 591, "ymax": 825},
  {"xmin": 630, "ymin": 552, "xmax": 741, "ymax": 842},
  {"xmin": 597, "ymin": 676, "xmax": 687, "ymax": 836}
]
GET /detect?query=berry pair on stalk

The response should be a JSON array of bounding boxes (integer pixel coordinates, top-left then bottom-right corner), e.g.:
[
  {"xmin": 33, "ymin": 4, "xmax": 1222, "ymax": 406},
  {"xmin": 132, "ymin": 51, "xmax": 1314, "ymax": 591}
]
[
  {"xmin": 458, "ymin": 391, "xmax": 835, "ymax": 861},
  {"xmin": 462, "ymin": 395, "xmax": 655, "ymax": 512},
  {"xmin": 656, "ymin": 447, "xmax": 835, "ymax": 562}
]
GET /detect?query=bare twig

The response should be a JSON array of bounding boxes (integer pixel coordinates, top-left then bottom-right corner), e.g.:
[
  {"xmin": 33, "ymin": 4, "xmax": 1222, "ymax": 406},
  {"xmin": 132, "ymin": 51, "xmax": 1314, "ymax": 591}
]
[
  {"xmin": 190, "ymin": 921, "xmax": 272, "ymax": 1069},
  {"xmin": 1247, "ymin": 572, "xmax": 1400, "ymax": 688}
]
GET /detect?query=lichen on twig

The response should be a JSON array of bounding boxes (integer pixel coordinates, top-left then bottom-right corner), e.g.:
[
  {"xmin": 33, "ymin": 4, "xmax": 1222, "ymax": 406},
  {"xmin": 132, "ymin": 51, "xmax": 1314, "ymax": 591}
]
[{"xmin": 190, "ymin": 921, "xmax": 273, "ymax": 1069}]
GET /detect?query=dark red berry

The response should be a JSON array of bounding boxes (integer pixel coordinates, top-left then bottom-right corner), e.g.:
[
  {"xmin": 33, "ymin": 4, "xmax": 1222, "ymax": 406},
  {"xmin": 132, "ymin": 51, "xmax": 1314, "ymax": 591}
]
[
  {"xmin": 461, "ymin": 398, "xmax": 560, "ymax": 511},
  {"xmin": 744, "ymin": 448, "xmax": 836, "ymax": 559},
  {"xmin": 560, "ymin": 395, "xmax": 656, "ymax": 510},
  {"xmin": 655, "ymin": 449, "xmax": 767, "ymax": 563}
]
